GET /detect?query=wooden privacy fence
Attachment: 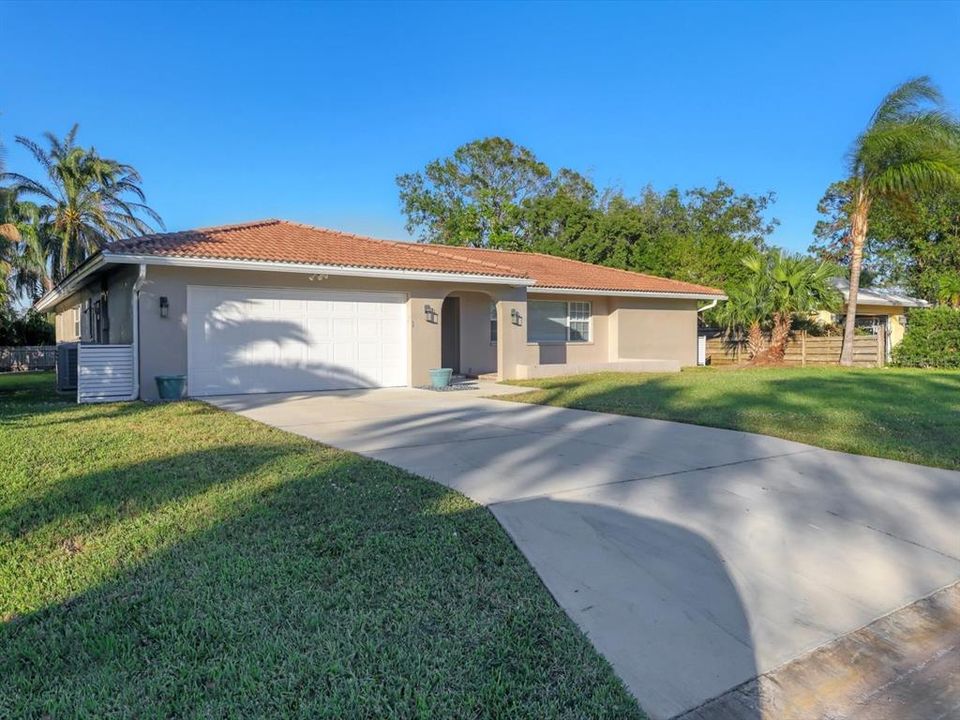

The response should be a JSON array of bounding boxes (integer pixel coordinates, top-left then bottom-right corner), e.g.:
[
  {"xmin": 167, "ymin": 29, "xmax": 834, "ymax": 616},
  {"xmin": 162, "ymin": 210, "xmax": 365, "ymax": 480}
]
[
  {"xmin": 704, "ymin": 332, "xmax": 884, "ymax": 367},
  {"xmin": 0, "ymin": 345, "xmax": 57, "ymax": 372}
]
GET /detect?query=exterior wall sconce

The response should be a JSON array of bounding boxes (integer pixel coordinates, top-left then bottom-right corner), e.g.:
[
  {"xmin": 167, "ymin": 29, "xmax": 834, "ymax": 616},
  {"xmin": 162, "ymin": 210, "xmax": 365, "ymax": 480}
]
[
  {"xmin": 511, "ymin": 308, "xmax": 522, "ymax": 326},
  {"xmin": 424, "ymin": 304, "xmax": 438, "ymax": 324},
  {"xmin": 159, "ymin": 296, "xmax": 169, "ymax": 318}
]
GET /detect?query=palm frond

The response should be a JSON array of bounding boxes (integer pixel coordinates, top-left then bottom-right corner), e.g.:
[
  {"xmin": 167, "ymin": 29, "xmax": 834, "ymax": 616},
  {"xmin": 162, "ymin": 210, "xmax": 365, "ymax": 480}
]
[
  {"xmin": 14, "ymin": 136, "xmax": 54, "ymax": 175},
  {"xmin": 869, "ymin": 76, "xmax": 941, "ymax": 127},
  {"xmin": 871, "ymin": 159, "xmax": 960, "ymax": 195},
  {"xmin": 5, "ymin": 126, "xmax": 164, "ymax": 280},
  {"xmin": 1, "ymin": 173, "xmax": 58, "ymax": 203}
]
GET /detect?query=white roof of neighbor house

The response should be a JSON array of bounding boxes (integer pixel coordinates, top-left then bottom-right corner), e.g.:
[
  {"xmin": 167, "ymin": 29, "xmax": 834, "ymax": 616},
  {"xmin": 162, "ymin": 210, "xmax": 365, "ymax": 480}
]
[{"xmin": 831, "ymin": 278, "xmax": 929, "ymax": 308}]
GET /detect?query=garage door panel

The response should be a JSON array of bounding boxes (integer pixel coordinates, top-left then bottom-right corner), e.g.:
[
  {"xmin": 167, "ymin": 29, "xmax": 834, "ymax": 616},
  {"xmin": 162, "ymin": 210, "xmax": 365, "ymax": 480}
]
[
  {"xmin": 332, "ymin": 342, "xmax": 357, "ymax": 365},
  {"xmin": 332, "ymin": 317, "xmax": 355, "ymax": 338},
  {"xmin": 305, "ymin": 300, "xmax": 334, "ymax": 317},
  {"xmin": 381, "ymin": 321, "xmax": 403, "ymax": 342},
  {"xmin": 357, "ymin": 301, "xmax": 384, "ymax": 317},
  {"xmin": 188, "ymin": 286, "xmax": 408, "ymax": 396},
  {"xmin": 357, "ymin": 317, "xmax": 381, "ymax": 340},
  {"xmin": 277, "ymin": 298, "xmax": 307, "ymax": 315},
  {"xmin": 307, "ymin": 342, "xmax": 333, "ymax": 363},
  {"xmin": 357, "ymin": 341, "xmax": 381, "ymax": 365},
  {"xmin": 307, "ymin": 317, "xmax": 331, "ymax": 339}
]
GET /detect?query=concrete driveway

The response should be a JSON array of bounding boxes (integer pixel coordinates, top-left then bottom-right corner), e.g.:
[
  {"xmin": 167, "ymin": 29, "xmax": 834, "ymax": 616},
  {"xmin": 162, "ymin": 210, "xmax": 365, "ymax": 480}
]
[{"xmin": 208, "ymin": 386, "xmax": 960, "ymax": 720}]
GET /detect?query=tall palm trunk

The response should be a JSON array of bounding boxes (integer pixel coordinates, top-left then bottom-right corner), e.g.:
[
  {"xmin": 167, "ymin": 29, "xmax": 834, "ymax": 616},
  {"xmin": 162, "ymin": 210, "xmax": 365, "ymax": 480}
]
[
  {"xmin": 769, "ymin": 312, "xmax": 792, "ymax": 362},
  {"xmin": 747, "ymin": 322, "xmax": 764, "ymax": 360},
  {"xmin": 840, "ymin": 190, "xmax": 870, "ymax": 366}
]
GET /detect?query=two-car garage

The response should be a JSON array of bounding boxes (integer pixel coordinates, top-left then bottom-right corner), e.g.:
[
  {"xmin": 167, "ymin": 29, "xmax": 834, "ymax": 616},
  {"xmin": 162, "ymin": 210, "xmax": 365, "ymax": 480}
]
[{"xmin": 186, "ymin": 286, "xmax": 408, "ymax": 396}]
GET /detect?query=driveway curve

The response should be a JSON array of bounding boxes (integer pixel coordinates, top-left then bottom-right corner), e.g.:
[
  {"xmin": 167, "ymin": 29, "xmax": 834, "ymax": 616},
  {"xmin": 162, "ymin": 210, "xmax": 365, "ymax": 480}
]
[{"xmin": 208, "ymin": 386, "xmax": 960, "ymax": 720}]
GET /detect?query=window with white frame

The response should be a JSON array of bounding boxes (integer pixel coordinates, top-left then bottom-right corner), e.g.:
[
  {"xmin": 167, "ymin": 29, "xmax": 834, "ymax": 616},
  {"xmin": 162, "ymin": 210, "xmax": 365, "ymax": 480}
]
[
  {"xmin": 489, "ymin": 302, "xmax": 498, "ymax": 343},
  {"xmin": 528, "ymin": 300, "xmax": 591, "ymax": 343},
  {"xmin": 73, "ymin": 306, "xmax": 81, "ymax": 339}
]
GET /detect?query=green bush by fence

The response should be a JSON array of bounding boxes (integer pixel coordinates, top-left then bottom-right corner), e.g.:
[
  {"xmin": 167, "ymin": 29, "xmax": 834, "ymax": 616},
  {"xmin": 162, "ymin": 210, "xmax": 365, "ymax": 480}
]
[
  {"xmin": 0, "ymin": 308, "xmax": 55, "ymax": 346},
  {"xmin": 893, "ymin": 307, "xmax": 960, "ymax": 368}
]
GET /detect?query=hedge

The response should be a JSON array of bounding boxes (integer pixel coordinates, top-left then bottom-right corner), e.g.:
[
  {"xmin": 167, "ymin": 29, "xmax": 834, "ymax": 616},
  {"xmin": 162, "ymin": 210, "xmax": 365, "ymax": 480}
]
[
  {"xmin": 0, "ymin": 307, "xmax": 55, "ymax": 346},
  {"xmin": 892, "ymin": 306, "xmax": 960, "ymax": 369}
]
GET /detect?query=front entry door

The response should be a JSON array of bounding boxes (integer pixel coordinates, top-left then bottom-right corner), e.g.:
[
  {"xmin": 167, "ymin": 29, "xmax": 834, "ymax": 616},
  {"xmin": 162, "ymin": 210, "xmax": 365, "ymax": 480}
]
[{"xmin": 441, "ymin": 297, "xmax": 460, "ymax": 373}]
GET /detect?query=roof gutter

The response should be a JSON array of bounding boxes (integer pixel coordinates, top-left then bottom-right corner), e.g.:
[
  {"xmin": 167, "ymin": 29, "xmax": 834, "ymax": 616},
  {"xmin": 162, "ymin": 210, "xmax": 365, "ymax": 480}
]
[
  {"xmin": 101, "ymin": 252, "xmax": 536, "ymax": 287},
  {"xmin": 529, "ymin": 287, "xmax": 727, "ymax": 301},
  {"xmin": 34, "ymin": 255, "xmax": 106, "ymax": 312},
  {"xmin": 697, "ymin": 298, "xmax": 719, "ymax": 313}
]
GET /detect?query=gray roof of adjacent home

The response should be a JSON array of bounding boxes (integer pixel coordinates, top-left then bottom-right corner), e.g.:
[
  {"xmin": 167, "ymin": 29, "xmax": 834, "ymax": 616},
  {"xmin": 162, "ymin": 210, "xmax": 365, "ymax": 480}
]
[{"xmin": 830, "ymin": 278, "xmax": 929, "ymax": 308}]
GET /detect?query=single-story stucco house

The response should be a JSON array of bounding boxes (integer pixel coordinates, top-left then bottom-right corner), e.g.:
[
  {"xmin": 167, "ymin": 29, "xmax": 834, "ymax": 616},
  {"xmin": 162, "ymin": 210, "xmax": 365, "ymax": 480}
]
[
  {"xmin": 35, "ymin": 220, "xmax": 725, "ymax": 402},
  {"xmin": 814, "ymin": 278, "xmax": 928, "ymax": 361}
]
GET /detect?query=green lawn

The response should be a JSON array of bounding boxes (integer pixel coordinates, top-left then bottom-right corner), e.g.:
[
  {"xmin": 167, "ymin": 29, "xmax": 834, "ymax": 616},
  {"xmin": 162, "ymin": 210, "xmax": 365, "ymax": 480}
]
[
  {"xmin": 0, "ymin": 372, "xmax": 641, "ymax": 719},
  {"xmin": 506, "ymin": 367, "xmax": 960, "ymax": 470}
]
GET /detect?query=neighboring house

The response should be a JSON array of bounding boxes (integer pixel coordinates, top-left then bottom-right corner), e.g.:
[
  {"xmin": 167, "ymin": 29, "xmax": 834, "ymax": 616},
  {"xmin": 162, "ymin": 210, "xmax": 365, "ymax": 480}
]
[
  {"xmin": 815, "ymin": 278, "xmax": 928, "ymax": 361},
  {"xmin": 35, "ymin": 220, "xmax": 724, "ymax": 401}
]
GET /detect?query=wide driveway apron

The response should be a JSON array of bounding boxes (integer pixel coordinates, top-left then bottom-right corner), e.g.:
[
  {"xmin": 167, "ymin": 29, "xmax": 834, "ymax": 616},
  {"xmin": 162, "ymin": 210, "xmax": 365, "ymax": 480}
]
[{"xmin": 208, "ymin": 386, "xmax": 960, "ymax": 720}]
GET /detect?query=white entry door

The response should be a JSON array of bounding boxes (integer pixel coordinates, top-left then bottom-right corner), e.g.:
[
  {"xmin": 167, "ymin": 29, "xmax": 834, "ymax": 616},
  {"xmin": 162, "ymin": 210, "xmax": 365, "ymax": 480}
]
[{"xmin": 187, "ymin": 286, "xmax": 408, "ymax": 396}]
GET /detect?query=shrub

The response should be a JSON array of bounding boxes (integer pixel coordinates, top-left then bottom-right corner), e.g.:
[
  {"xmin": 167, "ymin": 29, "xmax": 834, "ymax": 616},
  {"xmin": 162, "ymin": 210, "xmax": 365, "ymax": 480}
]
[
  {"xmin": 0, "ymin": 307, "xmax": 55, "ymax": 346},
  {"xmin": 893, "ymin": 306, "xmax": 960, "ymax": 368}
]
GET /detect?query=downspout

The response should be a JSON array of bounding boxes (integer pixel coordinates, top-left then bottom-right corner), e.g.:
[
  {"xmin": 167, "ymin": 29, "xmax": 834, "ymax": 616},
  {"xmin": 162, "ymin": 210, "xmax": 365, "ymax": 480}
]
[
  {"xmin": 130, "ymin": 264, "xmax": 147, "ymax": 400},
  {"xmin": 696, "ymin": 299, "xmax": 720, "ymax": 367}
]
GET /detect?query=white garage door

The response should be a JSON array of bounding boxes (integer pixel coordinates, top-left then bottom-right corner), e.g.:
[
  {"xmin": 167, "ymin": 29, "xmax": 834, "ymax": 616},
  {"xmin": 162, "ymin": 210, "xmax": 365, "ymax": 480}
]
[{"xmin": 187, "ymin": 286, "xmax": 408, "ymax": 396}]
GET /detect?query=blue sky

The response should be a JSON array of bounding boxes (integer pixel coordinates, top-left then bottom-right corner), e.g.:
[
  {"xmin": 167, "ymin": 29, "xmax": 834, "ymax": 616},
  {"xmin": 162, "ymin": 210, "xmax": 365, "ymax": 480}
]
[{"xmin": 2, "ymin": 1, "xmax": 958, "ymax": 253}]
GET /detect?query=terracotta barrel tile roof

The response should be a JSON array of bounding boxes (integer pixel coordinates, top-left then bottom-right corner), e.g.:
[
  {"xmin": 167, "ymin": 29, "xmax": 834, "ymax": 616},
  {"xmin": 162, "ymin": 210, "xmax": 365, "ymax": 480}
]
[
  {"xmin": 111, "ymin": 220, "xmax": 527, "ymax": 278},
  {"xmin": 429, "ymin": 246, "xmax": 724, "ymax": 295},
  {"xmin": 108, "ymin": 219, "xmax": 724, "ymax": 296}
]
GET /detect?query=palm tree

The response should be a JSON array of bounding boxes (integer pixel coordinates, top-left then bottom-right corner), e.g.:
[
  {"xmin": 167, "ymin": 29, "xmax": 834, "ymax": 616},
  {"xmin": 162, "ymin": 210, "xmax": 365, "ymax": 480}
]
[
  {"xmin": 717, "ymin": 257, "xmax": 771, "ymax": 361},
  {"xmin": 0, "ymin": 187, "xmax": 52, "ymax": 302},
  {"xmin": 719, "ymin": 251, "xmax": 840, "ymax": 363},
  {"xmin": 3, "ymin": 124, "xmax": 163, "ymax": 282},
  {"xmin": 0, "ymin": 137, "xmax": 22, "ymax": 304},
  {"xmin": 764, "ymin": 252, "xmax": 841, "ymax": 361},
  {"xmin": 838, "ymin": 77, "xmax": 960, "ymax": 364}
]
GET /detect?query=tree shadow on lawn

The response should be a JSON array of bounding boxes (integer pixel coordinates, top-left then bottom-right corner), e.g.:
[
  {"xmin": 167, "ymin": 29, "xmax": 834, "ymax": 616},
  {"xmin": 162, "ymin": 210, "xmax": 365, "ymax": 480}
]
[
  {"xmin": 1, "ymin": 444, "xmax": 646, "ymax": 719},
  {"xmin": 511, "ymin": 369, "xmax": 960, "ymax": 470},
  {"xmin": 0, "ymin": 371, "xmax": 145, "ymax": 428},
  {"xmin": 0, "ymin": 441, "xmax": 310, "ymax": 539}
]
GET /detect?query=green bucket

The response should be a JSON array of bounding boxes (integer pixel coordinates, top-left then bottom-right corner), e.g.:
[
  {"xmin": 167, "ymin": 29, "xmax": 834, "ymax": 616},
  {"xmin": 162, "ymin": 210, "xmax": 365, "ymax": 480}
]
[
  {"xmin": 155, "ymin": 375, "xmax": 187, "ymax": 401},
  {"xmin": 429, "ymin": 368, "xmax": 453, "ymax": 389}
]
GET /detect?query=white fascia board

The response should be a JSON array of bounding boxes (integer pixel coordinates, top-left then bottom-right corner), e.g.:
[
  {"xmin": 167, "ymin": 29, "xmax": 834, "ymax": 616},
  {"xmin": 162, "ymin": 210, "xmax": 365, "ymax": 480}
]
[
  {"xmin": 528, "ymin": 286, "xmax": 727, "ymax": 301},
  {"xmin": 34, "ymin": 255, "xmax": 106, "ymax": 312},
  {"xmin": 842, "ymin": 290, "xmax": 928, "ymax": 308},
  {"xmin": 101, "ymin": 252, "xmax": 535, "ymax": 287}
]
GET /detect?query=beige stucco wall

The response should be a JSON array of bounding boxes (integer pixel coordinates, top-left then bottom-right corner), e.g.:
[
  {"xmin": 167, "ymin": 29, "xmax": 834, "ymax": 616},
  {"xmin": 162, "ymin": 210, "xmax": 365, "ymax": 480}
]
[
  {"xmin": 134, "ymin": 265, "xmax": 529, "ymax": 400},
  {"xmin": 512, "ymin": 295, "xmax": 612, "ymax": 371},
  {"xmin": 52, "ymin": 266, "xmax": 136, "ymax": 344},
  {"xmin": 447, "ymin": 291, "xmax": 497, "ymax": 376},
  {"xmin": 55, "ymin": 306, "xmax": 81, "ymax": 342},
  {"xmin": 51, "ymin": 263, "xmax": 702, "ymax": 399},
  {"xmin": 611, "ymin": 297, "xmax": 700, "ymax": 367}
]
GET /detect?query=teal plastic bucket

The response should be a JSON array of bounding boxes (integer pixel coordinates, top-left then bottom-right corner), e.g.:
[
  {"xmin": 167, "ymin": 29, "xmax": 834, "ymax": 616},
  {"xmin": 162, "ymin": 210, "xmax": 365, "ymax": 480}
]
[
  {"xmin": 429, "ymin": 368, "xmax": 453, "ymax": 389},
  {"xmin": 155, "ymin": 375, "xmax": 187, "ymax": 401}
]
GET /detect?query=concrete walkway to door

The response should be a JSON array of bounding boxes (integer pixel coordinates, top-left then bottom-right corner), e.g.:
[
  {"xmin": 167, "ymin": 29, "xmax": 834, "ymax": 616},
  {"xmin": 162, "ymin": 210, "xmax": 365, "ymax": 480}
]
[{"xmin": 207, "ymin": 386, "xmax": 960, "ymax": 720}]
